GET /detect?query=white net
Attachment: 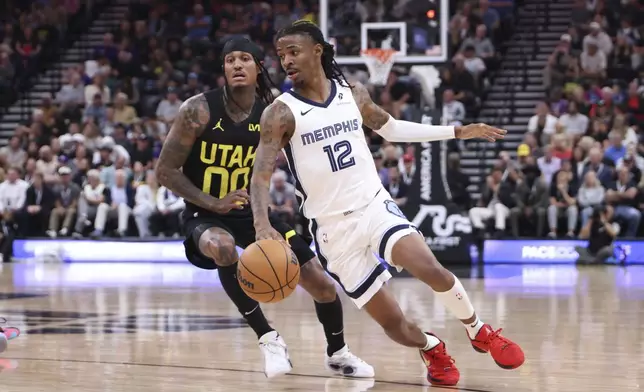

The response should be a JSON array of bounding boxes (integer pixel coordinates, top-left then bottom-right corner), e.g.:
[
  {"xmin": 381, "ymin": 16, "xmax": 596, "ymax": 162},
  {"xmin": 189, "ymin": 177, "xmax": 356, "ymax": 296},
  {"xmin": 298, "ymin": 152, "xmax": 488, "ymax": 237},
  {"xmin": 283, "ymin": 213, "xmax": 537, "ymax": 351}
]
[{"xmin": 361, "ymin": 49, "xmax": 397, "ymax": 86}]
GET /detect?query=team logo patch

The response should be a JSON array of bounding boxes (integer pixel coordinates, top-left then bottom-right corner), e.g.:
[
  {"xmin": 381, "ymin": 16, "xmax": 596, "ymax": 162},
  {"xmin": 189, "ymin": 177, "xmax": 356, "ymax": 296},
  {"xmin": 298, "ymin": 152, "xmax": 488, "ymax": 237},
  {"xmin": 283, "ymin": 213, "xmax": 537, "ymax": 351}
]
[{"xmin": 384, "ymin": 200, "xmax": 405, "ymax": 218}]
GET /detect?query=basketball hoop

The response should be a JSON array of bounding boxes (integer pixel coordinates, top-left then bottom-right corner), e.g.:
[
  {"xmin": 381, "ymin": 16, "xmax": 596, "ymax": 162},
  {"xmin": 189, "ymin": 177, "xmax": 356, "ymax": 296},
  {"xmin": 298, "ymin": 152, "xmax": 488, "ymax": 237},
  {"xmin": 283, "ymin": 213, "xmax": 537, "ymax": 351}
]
[{"xmin": 361, "ymin": 49, "xmax": 397, "ymax": 86}]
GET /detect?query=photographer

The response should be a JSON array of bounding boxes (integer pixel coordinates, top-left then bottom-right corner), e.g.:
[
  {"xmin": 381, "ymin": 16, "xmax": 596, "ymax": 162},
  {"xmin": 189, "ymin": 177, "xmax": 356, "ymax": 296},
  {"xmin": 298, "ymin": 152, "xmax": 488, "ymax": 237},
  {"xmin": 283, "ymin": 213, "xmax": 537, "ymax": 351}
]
[{"xmin": 575, "ymin": 205, "xmax": 619, "ymax": 264}]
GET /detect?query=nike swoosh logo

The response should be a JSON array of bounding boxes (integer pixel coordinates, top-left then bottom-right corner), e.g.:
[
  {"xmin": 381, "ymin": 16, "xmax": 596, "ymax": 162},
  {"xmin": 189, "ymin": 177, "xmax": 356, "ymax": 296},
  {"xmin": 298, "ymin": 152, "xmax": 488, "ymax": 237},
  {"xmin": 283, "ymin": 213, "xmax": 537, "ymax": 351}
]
[
  {"xmin": 244, "ymin": 305, "xmax": 259, "ymax": 316},
  {"xmin": 331, "ymin": 329, "xmax": 344, "ymax": 336},
  {"xmin": 301, "ymin": 108, "xmax": 313, "ymax": 115}
]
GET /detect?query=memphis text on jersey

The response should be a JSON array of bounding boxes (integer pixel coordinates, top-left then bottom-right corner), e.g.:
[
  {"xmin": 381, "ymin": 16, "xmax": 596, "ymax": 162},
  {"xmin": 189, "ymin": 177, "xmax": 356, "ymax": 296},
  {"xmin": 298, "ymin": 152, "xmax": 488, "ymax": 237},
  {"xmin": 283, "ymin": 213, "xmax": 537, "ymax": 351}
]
[
  {"xmin": 300, "ymin": 118, "xmax": 360, "ymax": 146},
  {"xmin": 198, "ymin": 141, "xmax": 255, "ymax": 198}
]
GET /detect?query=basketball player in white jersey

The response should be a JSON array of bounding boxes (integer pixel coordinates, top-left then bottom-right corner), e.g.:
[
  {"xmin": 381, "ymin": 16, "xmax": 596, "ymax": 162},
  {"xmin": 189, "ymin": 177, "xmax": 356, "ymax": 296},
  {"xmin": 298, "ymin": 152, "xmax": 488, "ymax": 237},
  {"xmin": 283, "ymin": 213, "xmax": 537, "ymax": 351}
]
[{"xmin": 250, "ymin": 21, "xmax": 525, "ymax": 387}]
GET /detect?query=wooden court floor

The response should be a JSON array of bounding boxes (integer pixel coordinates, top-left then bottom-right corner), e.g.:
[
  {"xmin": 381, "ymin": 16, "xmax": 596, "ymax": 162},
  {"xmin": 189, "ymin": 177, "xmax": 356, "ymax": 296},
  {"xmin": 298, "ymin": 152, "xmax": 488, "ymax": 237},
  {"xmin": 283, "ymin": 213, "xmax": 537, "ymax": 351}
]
[{"xmin": 0, "ymin": 262, "xmax": 643, "ymax": 391}]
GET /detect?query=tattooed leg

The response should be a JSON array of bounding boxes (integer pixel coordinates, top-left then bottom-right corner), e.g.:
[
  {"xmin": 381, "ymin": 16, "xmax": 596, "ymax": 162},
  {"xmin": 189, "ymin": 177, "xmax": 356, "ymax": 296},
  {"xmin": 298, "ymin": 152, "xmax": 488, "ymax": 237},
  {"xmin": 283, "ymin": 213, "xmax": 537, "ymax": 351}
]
[{"xmin": 197, "ymin": 227, "xmax": 274, "ymax": 338}]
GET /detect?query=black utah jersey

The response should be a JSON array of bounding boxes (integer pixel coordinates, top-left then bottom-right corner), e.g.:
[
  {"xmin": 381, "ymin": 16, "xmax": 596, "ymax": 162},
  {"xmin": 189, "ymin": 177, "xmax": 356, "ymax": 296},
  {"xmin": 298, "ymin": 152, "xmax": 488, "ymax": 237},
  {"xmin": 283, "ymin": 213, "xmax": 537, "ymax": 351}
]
[{"xmin": 182, "ymin": 88, "xmax": 266, "ymax": 217}]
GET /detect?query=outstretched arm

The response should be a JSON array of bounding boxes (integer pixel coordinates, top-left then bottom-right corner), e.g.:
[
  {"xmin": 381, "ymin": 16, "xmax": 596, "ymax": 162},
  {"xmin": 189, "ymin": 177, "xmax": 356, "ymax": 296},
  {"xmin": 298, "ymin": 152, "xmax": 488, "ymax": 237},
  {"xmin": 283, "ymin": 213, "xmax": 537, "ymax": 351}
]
[
  {"xmin": 351, "ymin": 82, "xmax": 505, "ymax": 142},
  {"xmin": 251, "ymin": 101, "xmax": 295, "ymax": 233},
  {"xmin": 155, "ymin": 94, "xmax": 230, "ymax": 212}
]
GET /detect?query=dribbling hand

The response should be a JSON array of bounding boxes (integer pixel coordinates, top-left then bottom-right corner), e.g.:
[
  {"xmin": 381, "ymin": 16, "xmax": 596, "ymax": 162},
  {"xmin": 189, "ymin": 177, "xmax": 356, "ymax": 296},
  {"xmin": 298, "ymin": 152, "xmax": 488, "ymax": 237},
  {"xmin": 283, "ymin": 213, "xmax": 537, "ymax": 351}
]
[
  {"xmin": 212, "ymin": 189, "xmax": 249, "ymax": 214},
  {"xmin": 455, "ymin": 123, "xmax": 507, "ymax": 142},
  {"xmin": 255, "ymin": 226, "xmax": 287, "ymax": 245}
]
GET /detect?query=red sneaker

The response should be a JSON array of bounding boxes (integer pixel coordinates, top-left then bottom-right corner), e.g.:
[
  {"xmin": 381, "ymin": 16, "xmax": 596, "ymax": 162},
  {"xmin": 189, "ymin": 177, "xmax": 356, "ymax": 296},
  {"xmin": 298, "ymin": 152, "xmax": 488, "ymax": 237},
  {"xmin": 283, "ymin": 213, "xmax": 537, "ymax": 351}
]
[
  {"xmin": 470, "ymin": 324, "xmax": 524, "ymax": 369},
  {"xmin": 419, "ymin": 334, "xmax": 460, "ymax": 386}
]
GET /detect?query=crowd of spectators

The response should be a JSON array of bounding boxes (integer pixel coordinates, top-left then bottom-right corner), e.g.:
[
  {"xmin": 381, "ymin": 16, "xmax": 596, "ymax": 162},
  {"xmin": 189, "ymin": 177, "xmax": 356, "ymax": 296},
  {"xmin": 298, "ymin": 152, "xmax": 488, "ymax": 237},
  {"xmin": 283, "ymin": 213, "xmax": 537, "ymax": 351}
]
[
  {"xmin": 471, "ymin": 0, "xmax": 644, "ymax": 239},
  {"xmin": 0, "ymin": 0, "xmax": 82, "ymax": 108}
]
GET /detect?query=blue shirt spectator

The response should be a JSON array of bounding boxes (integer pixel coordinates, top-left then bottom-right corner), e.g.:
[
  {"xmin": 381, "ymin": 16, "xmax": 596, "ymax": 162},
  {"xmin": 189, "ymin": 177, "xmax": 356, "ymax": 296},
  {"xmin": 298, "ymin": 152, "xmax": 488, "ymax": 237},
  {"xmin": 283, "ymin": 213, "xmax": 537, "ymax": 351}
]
[
  {"xmin": 185, "ymin": 4, "xmax": 212, "ymax": 40},
  {"xmin": 604, "ymin": 131, "xmax": 627, "ymax": 164}
]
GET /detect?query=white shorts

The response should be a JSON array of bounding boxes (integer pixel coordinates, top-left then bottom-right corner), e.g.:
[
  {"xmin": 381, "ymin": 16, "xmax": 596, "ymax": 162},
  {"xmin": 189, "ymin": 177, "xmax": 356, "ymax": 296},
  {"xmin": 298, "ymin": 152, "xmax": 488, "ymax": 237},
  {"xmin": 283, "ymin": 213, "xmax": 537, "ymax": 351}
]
[{"xmin": 309, "ymin": 188, "xmax": 419, "ymax": 309}]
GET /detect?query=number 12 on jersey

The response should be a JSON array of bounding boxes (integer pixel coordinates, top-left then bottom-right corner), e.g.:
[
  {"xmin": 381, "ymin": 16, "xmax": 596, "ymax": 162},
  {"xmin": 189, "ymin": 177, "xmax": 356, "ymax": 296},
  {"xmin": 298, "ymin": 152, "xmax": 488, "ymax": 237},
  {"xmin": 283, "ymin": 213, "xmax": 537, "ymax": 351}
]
[{"xmin": 323, "ymin": 140, "xmax": 355, "ymax": 172}]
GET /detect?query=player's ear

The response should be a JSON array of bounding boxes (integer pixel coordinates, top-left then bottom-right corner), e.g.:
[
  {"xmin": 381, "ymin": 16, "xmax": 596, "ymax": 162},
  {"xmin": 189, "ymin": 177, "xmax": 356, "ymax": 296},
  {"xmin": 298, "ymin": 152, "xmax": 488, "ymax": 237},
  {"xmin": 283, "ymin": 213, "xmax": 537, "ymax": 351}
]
[{"xmin": 314, "ymin": 43, "xmax": 323, "ymax": 58}]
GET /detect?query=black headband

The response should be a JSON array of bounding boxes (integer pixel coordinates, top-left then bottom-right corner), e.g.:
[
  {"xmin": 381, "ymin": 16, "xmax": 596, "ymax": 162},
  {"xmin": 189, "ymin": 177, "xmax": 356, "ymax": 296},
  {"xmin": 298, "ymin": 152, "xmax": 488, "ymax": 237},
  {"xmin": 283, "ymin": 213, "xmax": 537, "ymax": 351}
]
[{"xmin": 221, "ymin": 37, "xmax": 264, "ymax": 63}]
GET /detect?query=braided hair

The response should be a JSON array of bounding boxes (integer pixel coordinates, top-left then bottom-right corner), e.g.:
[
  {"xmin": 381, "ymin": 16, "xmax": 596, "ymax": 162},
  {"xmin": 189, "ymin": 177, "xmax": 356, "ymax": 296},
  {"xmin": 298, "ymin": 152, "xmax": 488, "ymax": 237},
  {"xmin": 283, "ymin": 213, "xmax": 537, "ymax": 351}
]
[{"xmin": 275, "ymin": 20, "xmax": 352, "ymax": 88}]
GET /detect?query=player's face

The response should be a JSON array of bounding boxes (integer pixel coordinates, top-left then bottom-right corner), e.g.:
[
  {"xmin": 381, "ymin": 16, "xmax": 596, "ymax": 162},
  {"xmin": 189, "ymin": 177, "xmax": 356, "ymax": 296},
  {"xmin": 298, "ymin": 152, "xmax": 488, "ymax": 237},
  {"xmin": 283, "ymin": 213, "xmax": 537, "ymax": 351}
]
[
  {"xmin": 276, "ymin": 34, "xmax": 322, "ymax": 84},
  {"xmin": 223, "ymin": 51, "xmax": 258, "ymax": 87}
]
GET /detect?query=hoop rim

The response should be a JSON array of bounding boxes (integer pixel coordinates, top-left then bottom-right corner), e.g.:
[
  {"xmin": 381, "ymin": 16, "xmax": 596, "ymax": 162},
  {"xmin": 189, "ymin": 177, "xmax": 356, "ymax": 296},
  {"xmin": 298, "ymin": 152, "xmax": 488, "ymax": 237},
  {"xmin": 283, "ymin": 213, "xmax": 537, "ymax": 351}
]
[{"xmin": 360, "ymin": 48, "xmax": 398, "ymax": 63}]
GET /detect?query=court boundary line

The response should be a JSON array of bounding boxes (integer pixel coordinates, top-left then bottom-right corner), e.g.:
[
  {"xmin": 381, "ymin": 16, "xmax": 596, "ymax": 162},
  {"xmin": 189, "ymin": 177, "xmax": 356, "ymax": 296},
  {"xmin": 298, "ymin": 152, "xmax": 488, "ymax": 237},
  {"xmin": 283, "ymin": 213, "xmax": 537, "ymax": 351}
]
[{"xmin": 7, "ymin": 356, "xmax": 494, "ymax": 392}]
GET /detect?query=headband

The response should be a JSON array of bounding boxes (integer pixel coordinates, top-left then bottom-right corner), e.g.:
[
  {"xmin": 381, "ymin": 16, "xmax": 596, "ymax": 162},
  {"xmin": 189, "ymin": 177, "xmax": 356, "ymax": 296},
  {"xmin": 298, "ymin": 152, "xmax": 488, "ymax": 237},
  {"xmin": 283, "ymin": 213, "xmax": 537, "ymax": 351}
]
[{"xmin": 221, "ymin": 37, "xmax": 264, "ymax": 63}]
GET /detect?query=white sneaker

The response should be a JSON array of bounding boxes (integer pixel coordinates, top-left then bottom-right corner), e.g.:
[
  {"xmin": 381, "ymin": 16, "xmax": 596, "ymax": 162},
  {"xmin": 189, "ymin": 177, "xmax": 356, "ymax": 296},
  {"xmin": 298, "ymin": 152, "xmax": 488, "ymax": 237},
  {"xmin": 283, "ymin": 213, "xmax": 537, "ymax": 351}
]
[
  {"xmin": 325, "ymin": 345, "xmax": 375, "ymax": 378},
  {"xmin": 258, "ymin": 331, "xmax": 292, "ymax": 378}
]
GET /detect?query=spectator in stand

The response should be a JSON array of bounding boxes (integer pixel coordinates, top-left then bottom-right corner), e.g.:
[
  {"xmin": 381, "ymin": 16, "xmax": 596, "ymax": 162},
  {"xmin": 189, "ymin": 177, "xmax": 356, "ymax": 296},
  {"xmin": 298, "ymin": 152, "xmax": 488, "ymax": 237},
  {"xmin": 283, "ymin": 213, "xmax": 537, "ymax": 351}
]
[
  {"xmin": 56, "ymin": 71, "xmax": 85, "ymax": 119},
  {"xmin": 132, "ymin": 170, "xmax": 157, "ymax": 238},
  {"xmin": 578, "ymin": 170, "xmax": 606, "ymax": 226},
  {"xmin": 150, "ymin": 184, "xmax": 184, "ymax": 237},
  {"xmin": 47, "ymin": 166, "xmax": 80, "ymax": 238},
  {"xmin": 156, "ymin": 87, "xmax": 182, "ymax": 126},
  {"xmin": 384, "ymin": 166, "xmax": 408, "ymax": 208},
  {"xmin": 94, "ymin": 33, "xmax": 118, "ymax": 64},
  {"xmin": 547, "ymin": 169, "xmax": 578, "ymax": 238},
  {"xmin": 604, "ymin": 131, "xmax": 627, "ymax": 164},
  {"xmin": 537, "ymin": 145, "xmax": 562, "ymax": 187},
  {"xmin": 583, "ymin": 22, "xmax": 613, "ymax": 57},
  {"xmin": 607, "ymin": 167, "xmax": 641, "ymax": 237},
  {"xmin": 20, "ymin": 172, "xmax": 55, "ymax": 237},
  {"xmin": 113, "ymin": 92, "xmax": 137, "ymax": 125},
  {"xmin": 184, "ymin": 4, "xmax": 212, "ymax": 43},
  {"xmin": 0, "ymin": 52, "xmax": 15, "ymax": 88},
  {"xmin": 73, "ymin": 169, "xmax": 108, "ymax": 237},
  {"xmin": 558, "ymin": 101, "xmax": 589, "ymax": 139},
  {"xmin": 36, "ymin": 145, "xmax": 59, "ymax": 184},
  {"xmin": 544, "ymin": 34, "xmax": 574, "ymax": 92},
  {"xmin": 93, "ymin": 169, "xmax": 133, "ymax": 237},
  {"xmin": 528, "ymin": 102, "xmax": 558, "ymax": 145},
  {"xmin": 131, "ymin": 134, "xmax": 154, "ymax": 169},
  {"xmin": 442, "ymin": 89, "xmax": 466, "ymax": 125},
  {"xmin": 510, "ymin": 158, "xmax": 547, "ymax": 237},
  {"xmin": 400, "ymin": 153, "xmax": 415, "ymax": 186},
  {"xmin": 551, "ymin": 134, "xmax": 573, "ymax": 161},
  {"xmin": 617, "ymin": 144, "xmax": 644, "ymax": 173},
  {"xmin": 84, "ymin": 74, "xmax": 110, "ymax": 106},
  {"xmin": 459, "ymin": 24, "xmax": 495, "ymax": 60},
  {"xmin": 0, "ymin": 136, "xmax": 27, "ymax": 168},
  {"xmin": 478, "ymin": 0, "xmax": 500, "ymax": 33},
  {"xmin": 582, "ymin": 147, "xmax": 613, "ymax": 186},
  {"xmin": 15, "ymin": 26, "xmax": 42, "ymax": 66},
  {"xmin": 446, "ymin": 153, "xmax": 471, "ymax": 209},
  {"xmin": 0, "ymin": 167, "xmax": 29, "ymax": 232},
  {"xmin": 460, "ymin": 46, "xmax": 486, "ymax": 82},
  {"xmin": 580, "ymin": 39, "xmax": 606, "ymax": 82},
  {"xmin": 269, "ymin": 170, "xmax": 297, "ymax": 227},
  {"xmin": 83, "ymin": 93, "xmax": 108, "ymax": 127},
  {"xmin": 469, "ymin": 168, "xmax": 512, "ymax": 237}
]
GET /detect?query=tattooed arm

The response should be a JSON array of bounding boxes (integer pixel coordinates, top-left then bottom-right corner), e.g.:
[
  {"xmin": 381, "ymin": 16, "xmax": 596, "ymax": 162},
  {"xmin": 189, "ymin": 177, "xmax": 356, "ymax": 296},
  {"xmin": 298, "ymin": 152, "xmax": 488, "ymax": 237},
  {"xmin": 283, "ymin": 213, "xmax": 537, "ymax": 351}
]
[
  {"xmin": 351, "ymin": 82, "xmax": 506, "ymax": 142},
  {"xmin": 155, "ymin": 94, "xmax": 248, "ymax": 214},
  {"xmin": 251, "ymin": 100, "xmax": 295, "ymax": 241}
]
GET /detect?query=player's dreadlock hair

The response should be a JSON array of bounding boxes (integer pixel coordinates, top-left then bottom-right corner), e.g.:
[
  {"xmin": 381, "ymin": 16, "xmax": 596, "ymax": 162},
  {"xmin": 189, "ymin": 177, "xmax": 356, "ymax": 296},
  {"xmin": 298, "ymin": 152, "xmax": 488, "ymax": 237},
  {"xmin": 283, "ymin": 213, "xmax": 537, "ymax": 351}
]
[
  {"xmin": 275, "ymin": 20, "xmax": 352, "ymax": 88},
  {"xmin": 221, "ymin": 37, "xmax": 279, "ymax": 106}
]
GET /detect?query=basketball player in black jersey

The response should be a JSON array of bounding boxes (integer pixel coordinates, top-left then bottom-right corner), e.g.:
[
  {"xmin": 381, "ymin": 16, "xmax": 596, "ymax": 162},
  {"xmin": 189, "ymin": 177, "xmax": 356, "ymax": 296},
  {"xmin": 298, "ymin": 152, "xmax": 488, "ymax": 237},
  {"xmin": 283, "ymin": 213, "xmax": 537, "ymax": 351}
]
[{"xmin": 155, "ymin": 37, "xmax": 373, "ymax": 379}]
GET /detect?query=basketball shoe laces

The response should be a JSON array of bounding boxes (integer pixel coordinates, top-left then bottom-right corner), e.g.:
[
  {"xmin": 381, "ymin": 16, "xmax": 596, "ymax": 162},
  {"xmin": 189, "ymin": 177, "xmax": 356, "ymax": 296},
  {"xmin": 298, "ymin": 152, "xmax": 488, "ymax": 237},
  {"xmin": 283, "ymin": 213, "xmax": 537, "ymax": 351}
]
[
  {"xmin": 423, "ymin": 344, "xmax": 456, "ymax": 370},
  {"xmin": 260, "ymin": 339, "xmax": 286, "ymax": 356},
  {"xmin": 482, "ymin": 327, "xmax": 511, "ymax": 351}
]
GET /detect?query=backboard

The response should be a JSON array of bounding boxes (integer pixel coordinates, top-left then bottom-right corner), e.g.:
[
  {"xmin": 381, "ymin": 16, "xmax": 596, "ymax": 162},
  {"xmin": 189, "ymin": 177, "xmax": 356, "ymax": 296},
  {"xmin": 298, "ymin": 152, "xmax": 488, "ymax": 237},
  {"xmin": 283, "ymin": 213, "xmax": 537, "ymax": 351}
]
[{"xmin": 319, "ymin": 0, "xmax": 448, "ymax": 65}]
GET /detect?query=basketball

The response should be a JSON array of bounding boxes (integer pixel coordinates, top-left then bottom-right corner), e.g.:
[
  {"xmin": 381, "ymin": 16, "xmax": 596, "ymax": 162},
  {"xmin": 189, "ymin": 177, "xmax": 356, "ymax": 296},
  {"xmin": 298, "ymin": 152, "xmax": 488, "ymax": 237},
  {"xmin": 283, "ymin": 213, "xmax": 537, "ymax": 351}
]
[{"xmin": 237, "ymin": 239, "xmax": 300, "ymax": 303}]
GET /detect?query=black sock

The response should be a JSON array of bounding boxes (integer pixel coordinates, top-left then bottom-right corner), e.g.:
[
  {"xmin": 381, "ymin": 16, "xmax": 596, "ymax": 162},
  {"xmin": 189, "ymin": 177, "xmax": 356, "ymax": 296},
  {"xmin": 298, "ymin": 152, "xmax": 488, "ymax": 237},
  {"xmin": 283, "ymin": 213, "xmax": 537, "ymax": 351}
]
[
  {"xmin": 314, "ymin": 295, "xmax": 346, "ymax": 357},
  {"xmin": 218, "ymin": 263, "xmax": 274, "ymax": 339}
]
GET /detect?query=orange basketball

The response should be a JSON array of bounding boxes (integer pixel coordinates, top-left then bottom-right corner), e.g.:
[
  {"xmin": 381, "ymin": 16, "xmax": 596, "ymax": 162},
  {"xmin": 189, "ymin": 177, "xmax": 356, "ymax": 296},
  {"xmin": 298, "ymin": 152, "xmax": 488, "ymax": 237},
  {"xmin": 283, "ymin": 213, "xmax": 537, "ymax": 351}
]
[{"xmin": 237, "ymin": 239, "xmax": 300, "ymax": 303}]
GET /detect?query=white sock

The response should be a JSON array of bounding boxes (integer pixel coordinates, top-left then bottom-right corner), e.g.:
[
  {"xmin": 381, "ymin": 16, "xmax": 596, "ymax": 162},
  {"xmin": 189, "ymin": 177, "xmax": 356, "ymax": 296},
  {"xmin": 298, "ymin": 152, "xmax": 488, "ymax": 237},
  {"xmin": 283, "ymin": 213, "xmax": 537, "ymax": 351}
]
[
  {"xmin": 465, "ymin": 317, "xmax": 484, "ymax": 340},
  {"xmin": 433, "ymin": 274, "xmax": 478, "ymax": 321},
  {"xmin": 422, "ymin": 333, "xmax": 441, "ymax": 351}
]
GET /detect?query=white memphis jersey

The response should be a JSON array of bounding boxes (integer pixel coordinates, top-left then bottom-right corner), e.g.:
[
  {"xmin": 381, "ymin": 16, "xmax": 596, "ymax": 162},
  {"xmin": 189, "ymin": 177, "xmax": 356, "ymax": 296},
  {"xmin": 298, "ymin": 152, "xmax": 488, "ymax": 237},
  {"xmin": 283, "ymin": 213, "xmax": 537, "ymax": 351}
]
[{"xmin": 275, "ymin": 80, "xmax": 383, "ymax": 219}]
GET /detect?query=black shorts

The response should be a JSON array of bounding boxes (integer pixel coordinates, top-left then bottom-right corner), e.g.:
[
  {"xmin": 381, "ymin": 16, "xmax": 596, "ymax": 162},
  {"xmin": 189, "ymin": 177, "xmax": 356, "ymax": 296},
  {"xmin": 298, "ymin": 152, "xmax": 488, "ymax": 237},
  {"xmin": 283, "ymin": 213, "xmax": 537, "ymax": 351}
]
[{"xmin": 180, "ymin": 210, "xmax": 315, "ymax": 270}]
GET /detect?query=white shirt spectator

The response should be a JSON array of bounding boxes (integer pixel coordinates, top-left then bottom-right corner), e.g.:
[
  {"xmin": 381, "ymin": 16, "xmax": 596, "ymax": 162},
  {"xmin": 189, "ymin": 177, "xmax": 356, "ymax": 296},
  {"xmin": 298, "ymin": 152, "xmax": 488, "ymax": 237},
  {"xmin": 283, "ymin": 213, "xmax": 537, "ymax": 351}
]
[
  {"xmin": 84, "ymin": 84, "xmax": 111, "ymax": 106},
  {"xmin": 156, "ymin": 99, "xmax": 182, "ymax": 123},
  {"xmin": 463, "ymin": 57, "xmax": 486, "ymax": 76},
  {"xmin": 558, "ymin": 112, "xmax": 589, "ymax": 136},
  {"xmin": 135, "ymin": 184, "xmax": 155, "ymax": 208},
  {"xmin": 527, "ymin": 113, "xmax": 558, "ymax": 135},
  {"xmin": 156, "ymin": 187, "xmax": 185, "ymax": 212},
  {"xmin": 583, "ymin": 30, "xmax": 613, "ymax": 56},
  {"xmin": 83, "ymin": 183, "xmax": 106, "ymax": 203},
  {"xmin": 0, "ymin": 179, "xmax": 28, "ymax": 211},
  {"xmin": 56, "ymin": 82, "xmax": 85, "ymax": 106},
  {"xmin": 537, "ymin": 156, "xmax": 562, "ymax": 186},
  {"xmin": 580, "ymin": 48, "xmax": 606, "ymax": 73},
  {"xmin": 442, "ymin": 101, "xmax": 466, "ymax": 124}
]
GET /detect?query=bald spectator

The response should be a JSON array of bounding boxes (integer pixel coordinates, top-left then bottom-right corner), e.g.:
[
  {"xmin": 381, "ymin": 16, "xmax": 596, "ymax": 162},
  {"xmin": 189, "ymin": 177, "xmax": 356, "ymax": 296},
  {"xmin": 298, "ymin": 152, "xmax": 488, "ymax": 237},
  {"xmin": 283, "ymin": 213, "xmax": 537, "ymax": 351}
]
[
  {"xmin": 580, "ymin": 39, "xmax": 607, "ymax": 81},
  {"xmin": 582, "ymin": 147, "xmax": 613, "ymax": 186}
]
